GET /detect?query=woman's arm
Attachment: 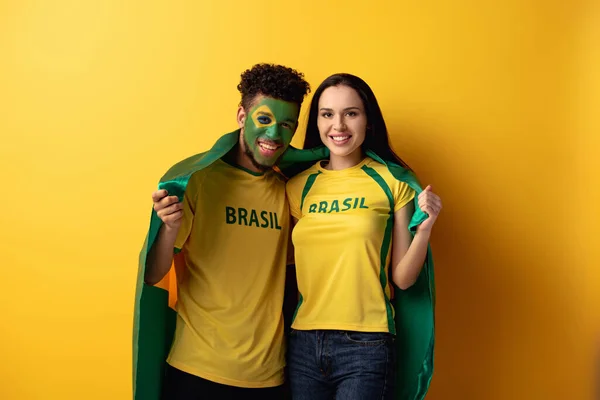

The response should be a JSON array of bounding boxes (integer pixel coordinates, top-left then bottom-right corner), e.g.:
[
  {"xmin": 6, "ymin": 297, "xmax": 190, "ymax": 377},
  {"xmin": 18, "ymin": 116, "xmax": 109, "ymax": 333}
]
[{"xmin": 391, "ymin": 185, "xmax": 442, "ymax": 290}]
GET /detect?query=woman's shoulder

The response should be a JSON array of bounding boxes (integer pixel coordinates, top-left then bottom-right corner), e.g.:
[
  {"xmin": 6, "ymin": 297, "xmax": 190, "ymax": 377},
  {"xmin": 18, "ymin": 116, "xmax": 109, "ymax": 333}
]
[
  {"xmin": 363, "ymin": 157, "xmax": 394, "ymax": 177},
  {"xmin": 363, "ymin": 157, "xmax": 414, "ymax": 192},
  {"xmin": 286, "ymin": 161, "xmax": 322, "ymax": 186}
]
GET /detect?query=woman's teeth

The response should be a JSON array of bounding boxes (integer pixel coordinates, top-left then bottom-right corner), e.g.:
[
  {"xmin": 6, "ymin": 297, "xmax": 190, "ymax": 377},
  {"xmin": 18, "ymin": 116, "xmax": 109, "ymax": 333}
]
[{"xmin": 331, "ymin": 136, "xmax": 350, "ymax": 142}]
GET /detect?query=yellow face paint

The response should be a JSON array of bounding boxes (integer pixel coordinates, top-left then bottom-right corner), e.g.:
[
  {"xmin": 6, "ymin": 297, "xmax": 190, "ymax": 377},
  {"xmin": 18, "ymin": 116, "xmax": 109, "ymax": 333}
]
[{"xmin": 251, "ymin": 105, "xmax": 277, "ymax": 128}]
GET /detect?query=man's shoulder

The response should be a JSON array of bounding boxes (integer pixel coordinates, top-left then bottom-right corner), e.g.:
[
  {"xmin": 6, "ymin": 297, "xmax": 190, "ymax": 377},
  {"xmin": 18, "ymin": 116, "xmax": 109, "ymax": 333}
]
[
  {"xmin": 186, "ymin": 158, "xmax": 221, "ymax": 180},
  {"xmin": 159, "ymin": 130, "xmax": 240, "ymax": 183}
]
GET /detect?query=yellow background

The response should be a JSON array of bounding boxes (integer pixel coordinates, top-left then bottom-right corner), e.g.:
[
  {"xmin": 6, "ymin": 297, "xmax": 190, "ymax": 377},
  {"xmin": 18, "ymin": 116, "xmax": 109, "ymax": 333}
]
[{"xmin": 0, "ymin": 1, "xmax": 598, "ymax": 399}]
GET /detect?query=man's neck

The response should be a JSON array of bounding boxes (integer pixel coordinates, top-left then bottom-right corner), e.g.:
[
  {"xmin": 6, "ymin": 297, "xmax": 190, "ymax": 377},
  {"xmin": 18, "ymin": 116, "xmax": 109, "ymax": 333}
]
[{"xmin": 232, "ymin": 143, "xmax": 263, "ymax": 174}]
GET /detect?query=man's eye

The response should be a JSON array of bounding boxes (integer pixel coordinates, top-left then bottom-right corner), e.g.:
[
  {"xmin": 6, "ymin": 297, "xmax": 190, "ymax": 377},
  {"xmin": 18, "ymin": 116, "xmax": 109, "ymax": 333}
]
[
  {"xmin": 257, "ymin": 116, "xmax": 272, "ymax": 124},
  {"xmin": 281, "ymin": 122, "xmax": 292, "ymax": 129}
]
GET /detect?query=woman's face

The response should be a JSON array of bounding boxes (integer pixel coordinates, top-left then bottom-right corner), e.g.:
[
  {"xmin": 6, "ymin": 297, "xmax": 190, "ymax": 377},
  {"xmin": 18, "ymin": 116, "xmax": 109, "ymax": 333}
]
[{"xmin": 317, "ymin": 85, "xmax": 367, "ymax": 158}]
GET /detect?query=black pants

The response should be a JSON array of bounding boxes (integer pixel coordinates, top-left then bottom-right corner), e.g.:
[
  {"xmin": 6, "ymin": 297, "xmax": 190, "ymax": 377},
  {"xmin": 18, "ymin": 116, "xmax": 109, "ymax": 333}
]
[{"xmin": 161, "ymin": 364, "xmax": 286, "ymax": 400}]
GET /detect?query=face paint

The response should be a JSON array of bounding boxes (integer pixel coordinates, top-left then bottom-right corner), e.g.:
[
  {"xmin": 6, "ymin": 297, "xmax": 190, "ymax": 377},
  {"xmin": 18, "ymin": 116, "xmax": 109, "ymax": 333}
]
[{"xmin": 242, "ymin": 97, "xmax": 299, "ymax": 169}]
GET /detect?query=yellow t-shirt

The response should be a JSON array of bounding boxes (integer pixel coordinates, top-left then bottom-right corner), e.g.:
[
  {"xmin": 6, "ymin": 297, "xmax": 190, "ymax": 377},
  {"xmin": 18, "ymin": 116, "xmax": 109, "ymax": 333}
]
[
  {"xmin": 285, "ymin": 157, "xmax": 415, "ymax": 334},
  {"xmin": 167, "ymin": 159, "xmax": 290, "ymax": 388}
]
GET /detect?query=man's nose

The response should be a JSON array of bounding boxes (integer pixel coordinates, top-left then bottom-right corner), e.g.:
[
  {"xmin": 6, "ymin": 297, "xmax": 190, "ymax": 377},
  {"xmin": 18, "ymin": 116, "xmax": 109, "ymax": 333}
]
[{"xmin": 265, "ymin": 125, "xmax": 282, "ymax": 140}]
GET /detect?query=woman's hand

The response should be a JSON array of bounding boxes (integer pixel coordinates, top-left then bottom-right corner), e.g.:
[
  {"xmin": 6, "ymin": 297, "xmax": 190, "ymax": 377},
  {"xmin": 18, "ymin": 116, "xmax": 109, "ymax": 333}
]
[{"xmin": 417, "ymin": 185, "xmax": 442, "ymax": 234}]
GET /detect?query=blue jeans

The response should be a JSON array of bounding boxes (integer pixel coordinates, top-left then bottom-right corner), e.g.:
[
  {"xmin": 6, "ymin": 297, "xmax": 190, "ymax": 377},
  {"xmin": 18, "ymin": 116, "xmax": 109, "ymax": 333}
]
[{"xmin": 288, "ymin": 330, "xmax": 396, "ymax": 400}]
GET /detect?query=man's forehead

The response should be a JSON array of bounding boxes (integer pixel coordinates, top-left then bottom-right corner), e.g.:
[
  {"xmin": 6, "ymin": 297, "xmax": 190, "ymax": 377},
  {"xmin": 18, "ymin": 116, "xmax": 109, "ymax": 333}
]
[{"xmin": 249, "ymin": 95, "xmax": 298, "ymax": 114}]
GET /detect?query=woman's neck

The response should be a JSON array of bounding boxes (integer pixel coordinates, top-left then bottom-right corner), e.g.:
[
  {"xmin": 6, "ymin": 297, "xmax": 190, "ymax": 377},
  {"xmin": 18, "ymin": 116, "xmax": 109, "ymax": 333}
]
[{"xmin": 327, "ymin": 148, "xmax": 364, "ymax": 170}]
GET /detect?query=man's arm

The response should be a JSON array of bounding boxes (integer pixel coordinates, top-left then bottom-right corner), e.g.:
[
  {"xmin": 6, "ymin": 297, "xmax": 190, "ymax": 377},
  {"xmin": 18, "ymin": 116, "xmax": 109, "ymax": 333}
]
[
  {"xmin": 145, "ymin": 225, "xmax": 179, "ymax": 285},
  {"xmin": 144, "ymin": 189, "xmax": 183, "ymax": 285}
]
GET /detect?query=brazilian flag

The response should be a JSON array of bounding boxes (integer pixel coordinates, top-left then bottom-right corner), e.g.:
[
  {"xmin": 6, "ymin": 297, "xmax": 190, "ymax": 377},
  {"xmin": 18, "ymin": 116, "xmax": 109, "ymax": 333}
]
[{"xmin": 132, "ymin": 130, "xmax": 435, "ymax": 399}]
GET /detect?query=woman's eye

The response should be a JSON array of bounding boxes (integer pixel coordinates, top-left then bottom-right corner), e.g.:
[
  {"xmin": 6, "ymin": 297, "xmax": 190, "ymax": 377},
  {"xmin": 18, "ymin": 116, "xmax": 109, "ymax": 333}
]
[
  {"xmin": 257, "ymin": 116, "xmax": 272, "ymax": 124},
  {"xmin": 281, "ymin": 122, "xmax": 291, "ymax": 129},
  {"xmin": 321, "ymin": 113, "xmax": 332, "ymax": 118},
  {"xmin": 346, "ymin": 111, "xmax": 357, "ymax": 117}
]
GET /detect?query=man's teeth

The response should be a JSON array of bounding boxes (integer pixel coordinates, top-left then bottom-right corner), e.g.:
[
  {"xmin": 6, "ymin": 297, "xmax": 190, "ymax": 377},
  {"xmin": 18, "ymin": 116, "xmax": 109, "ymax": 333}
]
[
  {"xmin": 331, "ymin": 136, "xmax": 350, "ymax": 142},
  {"xmin": 259, "ymin": 143, "xmax": 278, "ymax": 150}
]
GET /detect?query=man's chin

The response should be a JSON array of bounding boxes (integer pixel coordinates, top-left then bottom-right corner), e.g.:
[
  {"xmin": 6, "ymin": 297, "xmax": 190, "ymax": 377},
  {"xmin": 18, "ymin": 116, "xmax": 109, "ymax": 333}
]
[
  {"xmin": 246, "ymin": 154, "xmax": 274, "ymax": 171},
  {"xmin": 255, "ymin": 159, "xmax": 277, "ymax": 170},
  {"xmin": 252, "ymin": 153, "xmax": 283, "ymax": 169}
]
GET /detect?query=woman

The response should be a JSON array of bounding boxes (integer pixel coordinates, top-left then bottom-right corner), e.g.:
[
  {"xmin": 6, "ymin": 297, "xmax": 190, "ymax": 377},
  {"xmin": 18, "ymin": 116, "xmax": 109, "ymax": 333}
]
[{"xmin": 285, "ymin": 73, "xmax": 442, "ymax": 399}]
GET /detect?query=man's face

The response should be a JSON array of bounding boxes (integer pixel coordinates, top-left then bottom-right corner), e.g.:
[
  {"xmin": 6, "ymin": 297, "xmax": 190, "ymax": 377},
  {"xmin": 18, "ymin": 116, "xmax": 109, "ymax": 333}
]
[{"xmin": 240, "ymin": 96, "xmax": 300, "ymax": 170}]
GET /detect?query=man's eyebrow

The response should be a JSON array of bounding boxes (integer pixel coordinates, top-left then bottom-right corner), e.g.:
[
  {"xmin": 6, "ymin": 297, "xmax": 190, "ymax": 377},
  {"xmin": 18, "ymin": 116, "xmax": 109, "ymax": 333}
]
[{"xmin": 257, "ymin": 111, "xmax": 274, "ymax": 117}]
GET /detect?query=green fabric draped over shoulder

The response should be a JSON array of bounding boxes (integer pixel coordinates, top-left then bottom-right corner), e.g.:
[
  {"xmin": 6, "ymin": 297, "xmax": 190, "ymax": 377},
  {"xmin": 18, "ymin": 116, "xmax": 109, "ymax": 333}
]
[{"xmin": 132, "ymin": 130, "xmax": 435, "ymax": 399}]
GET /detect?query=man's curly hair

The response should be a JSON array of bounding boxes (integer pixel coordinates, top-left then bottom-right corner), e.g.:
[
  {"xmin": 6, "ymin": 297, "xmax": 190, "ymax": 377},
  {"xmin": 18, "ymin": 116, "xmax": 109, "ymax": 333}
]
[{"xmin": 237, "ymin": 63, "xmax": 311, "ymax": 111}]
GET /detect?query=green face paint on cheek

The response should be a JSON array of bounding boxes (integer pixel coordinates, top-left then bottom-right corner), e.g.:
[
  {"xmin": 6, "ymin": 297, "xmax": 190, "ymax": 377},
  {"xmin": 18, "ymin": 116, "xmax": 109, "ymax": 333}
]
[{"xmin": 243, "ymin": 98, "xmax": 299, "ymax": 167}]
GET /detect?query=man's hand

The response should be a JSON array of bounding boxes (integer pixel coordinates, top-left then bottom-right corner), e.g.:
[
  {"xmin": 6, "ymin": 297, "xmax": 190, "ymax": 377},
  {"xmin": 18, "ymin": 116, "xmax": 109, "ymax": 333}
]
[{"xmin": 152, "ymin": 189, "xmax": 183, "ymax": 231}]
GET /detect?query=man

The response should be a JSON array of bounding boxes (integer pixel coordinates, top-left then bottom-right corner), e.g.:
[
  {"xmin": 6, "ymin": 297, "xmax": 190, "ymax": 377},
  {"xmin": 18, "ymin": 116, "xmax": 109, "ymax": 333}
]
[{"xmin": 139, "ymin": 63, "xmax": 310, "ymax": 399}]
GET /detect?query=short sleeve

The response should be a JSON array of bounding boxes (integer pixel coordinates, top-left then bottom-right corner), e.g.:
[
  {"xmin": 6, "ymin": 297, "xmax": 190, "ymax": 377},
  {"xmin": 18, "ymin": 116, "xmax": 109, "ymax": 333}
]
[
  {"xmin": 174, "ymin": 172, "xmax": 201, "ymax": 250},
  {"xmin": 285, "ymin": 178, "xmax": 303, "ymax": 220},
  {"xmin": 394, "ymin": 181, "xmax": 416, "ymax": 212}
]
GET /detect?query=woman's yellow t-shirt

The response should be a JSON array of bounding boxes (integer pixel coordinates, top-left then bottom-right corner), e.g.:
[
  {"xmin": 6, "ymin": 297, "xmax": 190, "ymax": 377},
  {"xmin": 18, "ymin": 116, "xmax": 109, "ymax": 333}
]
[{"xmin": 285, "ymin": 157, "xmax": 415, "ymax": 334}]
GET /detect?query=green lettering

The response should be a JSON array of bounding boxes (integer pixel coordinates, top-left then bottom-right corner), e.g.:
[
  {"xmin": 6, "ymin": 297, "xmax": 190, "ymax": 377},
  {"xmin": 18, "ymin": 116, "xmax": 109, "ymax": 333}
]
[
  {"xmin": 318, "ymin": 201, "xmax": 327, "ymax": 213},
  {"xmin": 249, "ymin": 209, "xmax": 259, "ymax": 227},
  {"xmin": 274, "ymin": 212, "xmax": 281, "ymax": 230},
  {"xmin": 359, "ymin": 197, "xmax": 369, "ymax": 209},
  {"xmin": 226, "ymin": 206, "xmax": 236, "ymax": 224},
  {"xmin": 309, "ymin": 204, "xmax": 317, "ymax": 213},
  {"xmin": 329, "ymin": 200, "xmax": 340, "ymax": 213},
  {"xmin": 260, "ymin": 211, "xmax": 269, "ymax": 227},
  {"xmin": 342, "ymin": 198, "xmax": 352, "ymax": 211},
  {"xmin": 238, "ymin": 208, "xmax": 248, "ymax": 226},
  {"xmin": 269, "ymin": 211, "xmax": 274, "ymax": 228},
  {"xmin": 353, "ymin": 198, "xmax": 359, "ymax": 209}
]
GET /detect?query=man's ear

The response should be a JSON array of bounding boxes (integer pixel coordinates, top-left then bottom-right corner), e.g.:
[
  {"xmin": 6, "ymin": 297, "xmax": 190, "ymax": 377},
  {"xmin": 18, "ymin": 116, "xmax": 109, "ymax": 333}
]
[{"xmin": 237, "ymin": 106, "xmax": 246, "ymax": 129}]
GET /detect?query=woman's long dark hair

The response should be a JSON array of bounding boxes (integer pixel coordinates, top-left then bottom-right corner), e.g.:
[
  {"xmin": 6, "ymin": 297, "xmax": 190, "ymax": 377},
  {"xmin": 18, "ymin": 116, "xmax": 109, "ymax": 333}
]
[{"xmin": 303, "ymin": 73, "xmax": 411, "ymax": 170}]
